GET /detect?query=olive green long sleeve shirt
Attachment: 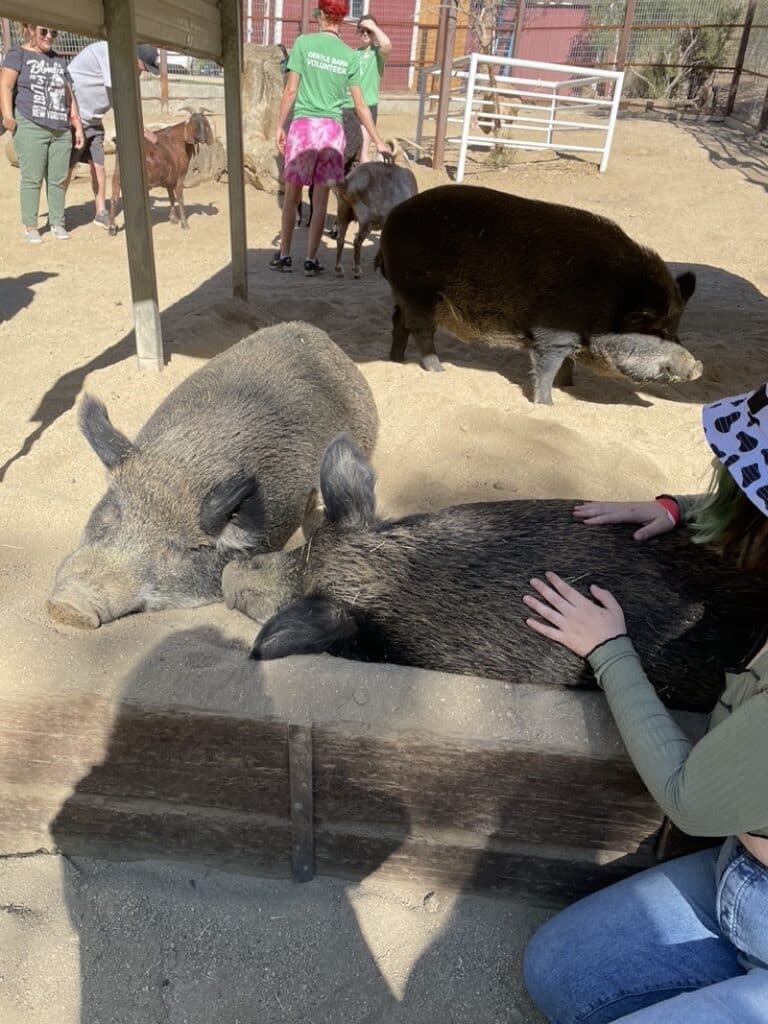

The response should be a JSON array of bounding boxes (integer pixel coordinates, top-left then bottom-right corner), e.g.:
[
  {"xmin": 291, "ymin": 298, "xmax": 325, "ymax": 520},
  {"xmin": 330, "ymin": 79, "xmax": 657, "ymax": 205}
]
[{"xmin": 588, "ymin": 636, "xmax": 768, "ymax": 837}]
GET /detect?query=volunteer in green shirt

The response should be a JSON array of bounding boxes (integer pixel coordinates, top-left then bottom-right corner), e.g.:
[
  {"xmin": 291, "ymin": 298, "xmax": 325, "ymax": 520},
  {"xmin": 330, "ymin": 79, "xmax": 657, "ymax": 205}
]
[
  {"xmin": 521, "ymin": 381, "xmax": 768, "ymax": 1023},
  {"xmin": 270, "ymin": 0, "xmax": 390, "ymax": 277},
  {"xmin": 343, "ymin": 14, "xmax": 391, "ymax": 163}
]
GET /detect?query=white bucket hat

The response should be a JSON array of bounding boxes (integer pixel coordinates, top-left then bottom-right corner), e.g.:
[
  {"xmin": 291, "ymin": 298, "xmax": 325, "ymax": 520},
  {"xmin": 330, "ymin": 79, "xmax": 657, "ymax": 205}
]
[{"xmin": 702, "ymin": 382, "xmax": 768, "ymax": 517}]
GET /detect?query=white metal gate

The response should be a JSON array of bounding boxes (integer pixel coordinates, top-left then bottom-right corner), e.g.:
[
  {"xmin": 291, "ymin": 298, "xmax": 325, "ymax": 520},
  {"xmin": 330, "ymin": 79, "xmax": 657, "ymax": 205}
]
[{"xmin": 419, "ymin": 54, "xmax": 625, "ymax": 180}]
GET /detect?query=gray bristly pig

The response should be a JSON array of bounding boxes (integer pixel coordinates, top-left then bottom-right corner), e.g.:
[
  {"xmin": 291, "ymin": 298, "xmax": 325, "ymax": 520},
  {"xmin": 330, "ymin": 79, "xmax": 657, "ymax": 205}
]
[
  {"xmin": 223, "ymin": 436, "xmax": 768, "ymax": 714},
  {"xmin": 376, "ymin": 184, "xmax": 701, "ymax": 404},
  {"xmin": 47, "ymin": 323, "xmax": 378, "ymax": 629}
]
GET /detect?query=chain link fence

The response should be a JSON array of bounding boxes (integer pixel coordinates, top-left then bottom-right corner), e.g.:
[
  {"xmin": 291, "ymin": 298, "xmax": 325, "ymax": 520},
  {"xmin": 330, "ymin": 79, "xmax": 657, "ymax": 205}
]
[
  {"xmin": 0, "ymin": 21, "xmax": 222, "ymax": 78},
  {"xmin": 2, "ymin": 3, "xmax": 766, "ymax": 127}
]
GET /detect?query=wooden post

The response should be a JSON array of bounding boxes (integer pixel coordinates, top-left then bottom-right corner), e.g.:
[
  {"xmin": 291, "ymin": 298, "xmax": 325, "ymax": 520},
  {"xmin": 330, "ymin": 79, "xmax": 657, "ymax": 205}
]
[
  {"xmin": 1, "ymin": 18, "xmax": 11, "ymax": 56},
  {"xmin": 510, "ymin": 0, "xmax": 527, "ymax": 60},
  {"xmin": 760, "ymin": 81, "xmax": 768, "ymax": 132},
  {"xmin": 220, "ymin": 0, "xmax": 248, "ymax": 302},
  {"xmin": 432, "ymin": 0, "xmax": 458, "ymax": 172},
  {"xmin": 301, "ymin": 0, "xmax": 311, "ymax": 36},
  {"xmin": 727, "ymin": 0, "xmax": 757, "ymax": 117},
  {"xmin": 615, "ymin": 0, "xmax": 636, "ymax": 72},
  {"xmin": 103, "ymin": 0, "xmax": 163, "ymax": 372},
  {"xmin": 159, "ymin": 49, "xmax": 169, "ymax": 115}
]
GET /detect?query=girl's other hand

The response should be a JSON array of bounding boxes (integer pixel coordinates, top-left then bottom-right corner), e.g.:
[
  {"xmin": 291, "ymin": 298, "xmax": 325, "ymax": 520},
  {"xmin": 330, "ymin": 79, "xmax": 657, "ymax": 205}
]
[
  {"xmin": 276, "ymin": 128, "xmax": 286, "ymax": 154},
  {"xmin": 2, "ymin": 115, "xmax": 16, "ymax": 132},
  {"xmin": 523, "ymin": 571, "xmax": 627, "ymax": 658},
  {"xmin": 573, "ymin": 500, "xmax": 676, "ymax": 541}
]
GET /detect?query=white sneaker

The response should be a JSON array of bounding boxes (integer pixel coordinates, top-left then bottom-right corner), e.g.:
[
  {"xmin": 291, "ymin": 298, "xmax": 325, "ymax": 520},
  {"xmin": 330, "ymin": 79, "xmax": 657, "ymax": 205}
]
[
  {"xmin": 23, "ymin": 228, "xmax": 42, "ymax": 244},
  {"xmin": 51, "ymin": 226, "xmax": 70, "ymax": 240}
]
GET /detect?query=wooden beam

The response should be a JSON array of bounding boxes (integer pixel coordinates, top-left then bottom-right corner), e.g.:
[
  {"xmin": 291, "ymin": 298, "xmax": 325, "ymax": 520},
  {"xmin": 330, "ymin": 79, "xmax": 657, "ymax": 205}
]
[
  {"xmin": 0, "ymin": 691, "xmax": 713, "ymax": 901},
  {"xmin": 220, "ymin": 0, "xmax": 248, "ymax": 301},
  {"xmin": 1, "ymin": 18, "xmax": 11, "ymax": 55},
  {"xmin": 510, "ymin": 0, "xmax": 527, "ymax": 60},
  {"xmin": 103, "ymin": 0, "xmax": 164, "ymax": 372},
  {"xmin": 159, "ymin": 49, "xmax": 169, "ymax": 114},
  {"xmin": 727, "ymin": 0, "xmax": 757, "ymax": 116},
  {"xmin": 616, "ymin": 0, "xmax": 637, "ymax": 72},
  {"xmin": 432, "ymin": 0, "xmax": 458, "ymax": 172},
  {"xmin": 301, "ymin": 0, "xmax": 312, "ymax": 36}
]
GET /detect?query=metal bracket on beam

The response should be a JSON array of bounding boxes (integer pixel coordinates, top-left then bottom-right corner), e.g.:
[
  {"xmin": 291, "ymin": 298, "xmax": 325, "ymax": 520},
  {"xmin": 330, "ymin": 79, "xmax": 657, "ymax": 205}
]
[{"xmin": 288, "ymin": 724, "xmax": 314, "ymax": 882}]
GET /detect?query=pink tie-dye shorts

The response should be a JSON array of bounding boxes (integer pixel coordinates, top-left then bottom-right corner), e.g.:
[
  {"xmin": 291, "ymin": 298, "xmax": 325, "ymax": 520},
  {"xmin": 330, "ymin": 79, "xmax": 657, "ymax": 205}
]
[{"xmin": 283, "ymin": 116, "xmax": 346, "ymax": 187}]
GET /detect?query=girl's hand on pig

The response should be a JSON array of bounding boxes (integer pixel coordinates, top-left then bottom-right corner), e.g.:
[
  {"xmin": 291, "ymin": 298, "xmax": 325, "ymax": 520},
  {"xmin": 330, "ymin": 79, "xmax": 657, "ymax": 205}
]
[
  {"xmin": 573, "ymin": 500, "xmax": 676, "ymax": 541},
  {"xmin": 523, "ymin": 571, "xmax": 627, "ymax": 658}
]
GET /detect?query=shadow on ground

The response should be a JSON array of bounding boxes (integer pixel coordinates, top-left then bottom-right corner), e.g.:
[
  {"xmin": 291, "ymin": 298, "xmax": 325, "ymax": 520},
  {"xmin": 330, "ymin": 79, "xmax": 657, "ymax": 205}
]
[
  {"xmin": 0, "ymin": 271, "xmax": 59, "ymax": 323},
  {"xmin": 2, "ymin": 243, "xmax": 766, "ymax": 483}
]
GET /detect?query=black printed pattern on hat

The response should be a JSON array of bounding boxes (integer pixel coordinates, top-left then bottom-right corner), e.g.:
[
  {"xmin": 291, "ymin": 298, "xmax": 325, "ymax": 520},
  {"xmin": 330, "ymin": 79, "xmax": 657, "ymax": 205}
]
[
  {"xmin": 725, "ymin": 454, "xmax": 739, "ymax": 467},
  {"xmin": 756, "ymin": 485, "xmax": 768, "ymax": 507},
  {"xmin": 741, "ymin": 464, "xmax": 760, "ymax": 488},
  {"xmin": 746, "ymin": 385, "xmax": 768, "ymax": 418},
  {"xmin": 737, "ymin": 431, "xmax": 758, "ymax": 452},
  {"xmin": 714, "ymin": 412, "xmax": 740, "ymax": 433}
]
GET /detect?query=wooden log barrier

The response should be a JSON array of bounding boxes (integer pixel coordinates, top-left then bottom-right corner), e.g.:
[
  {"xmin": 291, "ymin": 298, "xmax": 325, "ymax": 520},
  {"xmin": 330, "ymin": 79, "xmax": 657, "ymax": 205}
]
[{"xmin": 0, "ymin": 687, "xmax": 714, "ymax": 901}]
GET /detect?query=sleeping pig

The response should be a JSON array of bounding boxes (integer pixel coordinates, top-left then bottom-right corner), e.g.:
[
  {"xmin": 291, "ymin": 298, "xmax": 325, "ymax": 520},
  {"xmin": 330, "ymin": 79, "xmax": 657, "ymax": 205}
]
[
  {"xmin": 376, "ymin": 185, "xmax": 702, "ymax": 404},
  {"xmin": 47, "ymin": 324, "xmax": 378, "ymax": 629},
  {"xmin": 223, "ymin": 436, "xmax": 768, "ymax": 714}
]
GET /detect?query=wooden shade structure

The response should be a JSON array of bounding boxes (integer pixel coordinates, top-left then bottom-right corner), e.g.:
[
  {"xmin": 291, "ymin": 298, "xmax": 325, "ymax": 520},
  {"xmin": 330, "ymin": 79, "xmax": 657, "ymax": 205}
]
[{"xmin": 1, "ymin": 0, "xmax": 247, "ymax": 370}]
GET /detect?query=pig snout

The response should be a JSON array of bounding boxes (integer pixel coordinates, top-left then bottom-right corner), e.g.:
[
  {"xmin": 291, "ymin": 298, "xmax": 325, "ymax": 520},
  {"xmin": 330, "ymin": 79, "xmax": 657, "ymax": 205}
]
[
  {"xmin": 585, "ymin": 333, "xmax": 703, "ymax": 385},
  {"xmin": 46, "ymin": 583, "xmax": 102, "ymax": 629},
  {"xmin": 47, "ymin": 550, "xmax": 141, "ymax": 629},
  {"xmin": 222, "ymin": 554, "xmax": 296, "ymax": 624}
]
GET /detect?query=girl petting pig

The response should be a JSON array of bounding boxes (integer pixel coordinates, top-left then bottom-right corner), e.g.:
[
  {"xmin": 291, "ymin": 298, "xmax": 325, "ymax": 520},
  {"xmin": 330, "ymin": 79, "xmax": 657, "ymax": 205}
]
[
  {"xmin": 522, "ymin": 381, "xmax": 768, "ymax": 1023},
  {"xmin": 271, "ymin": 0, "xmax": 390, "ymax": 277}
]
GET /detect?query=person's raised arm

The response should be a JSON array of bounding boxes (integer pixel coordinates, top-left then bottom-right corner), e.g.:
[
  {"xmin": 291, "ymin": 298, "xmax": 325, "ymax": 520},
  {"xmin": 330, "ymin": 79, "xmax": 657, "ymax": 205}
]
[
  {"xmin": 360, "ymin": 17, "xmax": 392, "ymax": 59},
  {"xmin": 0, "ymin": 66, "xmax": 19, "ymax": 132}
]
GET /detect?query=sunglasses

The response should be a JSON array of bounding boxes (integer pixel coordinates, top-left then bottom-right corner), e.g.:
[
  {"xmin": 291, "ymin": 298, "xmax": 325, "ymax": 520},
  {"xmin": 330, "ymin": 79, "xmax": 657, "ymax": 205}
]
[{"xmin": 37, "ymin": 28, "xmax": 58, "ymax": 38}]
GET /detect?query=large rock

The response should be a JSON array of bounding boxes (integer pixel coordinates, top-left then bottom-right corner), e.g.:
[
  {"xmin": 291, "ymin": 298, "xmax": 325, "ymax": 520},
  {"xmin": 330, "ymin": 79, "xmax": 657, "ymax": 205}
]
[{"xmin": 241, "ymin": 43, "xmax": 286, "ymax": 194}]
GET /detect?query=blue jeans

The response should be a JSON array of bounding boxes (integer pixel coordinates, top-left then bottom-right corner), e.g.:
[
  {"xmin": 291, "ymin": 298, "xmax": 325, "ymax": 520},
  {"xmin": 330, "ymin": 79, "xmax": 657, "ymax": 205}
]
[{"xmin": 523, "ymin": 841, "xmax": 768, "ymax": 1023}]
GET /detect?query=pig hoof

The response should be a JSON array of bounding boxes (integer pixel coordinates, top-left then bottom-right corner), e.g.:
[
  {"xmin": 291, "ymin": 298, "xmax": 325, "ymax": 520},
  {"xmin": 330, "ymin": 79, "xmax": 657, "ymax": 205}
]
[
  {"xmin": 335, "ymin": 266, "xmax": 344, "ymax": 277},
  {"xmin": 108, "ymin": 226, "xmax": 118, "ymax": 237},
  {"xmin": 353, "ymin": 268, "xmax": 362, "ymax": 280},
  {"xmin": 421, "ymin": 354, "xmax": 444, "ymax": 373},
  {"xmin": 46, "ymin": 598, "xmax": 100, "ymax": 629},
  {"xmin": 180, "ymin": 221, "xmax": 190, "ymax": 231}
]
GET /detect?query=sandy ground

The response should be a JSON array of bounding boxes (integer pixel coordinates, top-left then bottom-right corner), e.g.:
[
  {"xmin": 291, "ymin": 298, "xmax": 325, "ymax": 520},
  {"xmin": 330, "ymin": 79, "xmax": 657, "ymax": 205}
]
[{"xmin": 1, "ymin": 110, "xmax": 767, "ymax": 1022}]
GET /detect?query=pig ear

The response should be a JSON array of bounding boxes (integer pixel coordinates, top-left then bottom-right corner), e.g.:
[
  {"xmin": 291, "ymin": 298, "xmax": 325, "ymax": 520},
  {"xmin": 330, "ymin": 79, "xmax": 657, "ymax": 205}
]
[
  {"xmin": 199, "ymin": 474, "xmax": 264, "ymax": 551},
  {"xmin": 249, "ymin": 597, "xmax": 357, "ymax": 661},
  {"xmin": 676, "ymin": 271, "xmax": 696, "ymax": 304},
  {"xmin": 319, "ymin": 435, "xmax": 376, "ymax": 529},
  {"xmin": 79, "ymin": 394, "xmax": 137, "ymax": 470}
]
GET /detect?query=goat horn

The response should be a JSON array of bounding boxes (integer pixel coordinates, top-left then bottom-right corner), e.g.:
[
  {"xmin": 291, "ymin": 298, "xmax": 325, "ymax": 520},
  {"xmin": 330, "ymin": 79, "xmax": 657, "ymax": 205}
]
[{"xmin": 177, "ymin": 104, "xmax": 196, "ymax": 115}]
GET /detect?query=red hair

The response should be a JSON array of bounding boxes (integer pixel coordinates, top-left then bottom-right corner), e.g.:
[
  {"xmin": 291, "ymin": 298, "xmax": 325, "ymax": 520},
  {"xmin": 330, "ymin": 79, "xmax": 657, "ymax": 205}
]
[{"xmin": 318, "ymin": 0, "xmax": 349, "ymax": 21}]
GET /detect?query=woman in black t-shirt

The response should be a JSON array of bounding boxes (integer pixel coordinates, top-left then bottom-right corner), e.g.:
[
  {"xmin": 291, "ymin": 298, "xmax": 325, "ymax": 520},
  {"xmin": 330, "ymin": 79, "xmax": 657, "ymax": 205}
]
[{"xmin": 0, "ymin": 23, "xmax": 83, "ymax": 242}]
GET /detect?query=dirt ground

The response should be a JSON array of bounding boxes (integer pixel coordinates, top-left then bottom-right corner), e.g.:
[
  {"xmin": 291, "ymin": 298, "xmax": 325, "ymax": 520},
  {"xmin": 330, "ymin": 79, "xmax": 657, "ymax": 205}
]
[{"xmin": 1, "ymin": 110, "xmax": 767, "ymax": 1022}]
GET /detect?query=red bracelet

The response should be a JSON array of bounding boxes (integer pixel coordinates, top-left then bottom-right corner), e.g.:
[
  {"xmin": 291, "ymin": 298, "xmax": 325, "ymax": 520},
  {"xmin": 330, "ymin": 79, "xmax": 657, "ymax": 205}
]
[{"xmin": 655, "ymin": 494, "xmax": 680, "ymax": 526}]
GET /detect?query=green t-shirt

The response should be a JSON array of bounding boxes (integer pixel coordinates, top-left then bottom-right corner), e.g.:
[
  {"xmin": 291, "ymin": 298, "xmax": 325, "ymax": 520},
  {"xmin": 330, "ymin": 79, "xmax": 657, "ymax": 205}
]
[
  {"xmin": 287, "ymin": 32, "xmax": 361, "ymax": 124},
  {"xmin": 343, "ymin": 46, "xmax": 385, "ymax": 108}
]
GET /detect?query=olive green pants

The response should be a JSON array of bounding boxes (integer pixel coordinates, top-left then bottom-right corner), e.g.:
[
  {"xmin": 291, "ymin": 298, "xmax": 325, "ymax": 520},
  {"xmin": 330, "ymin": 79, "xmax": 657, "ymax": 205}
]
[{"xmin": 13, "ymin": 114, "xmax": 71, "ymax": 228}]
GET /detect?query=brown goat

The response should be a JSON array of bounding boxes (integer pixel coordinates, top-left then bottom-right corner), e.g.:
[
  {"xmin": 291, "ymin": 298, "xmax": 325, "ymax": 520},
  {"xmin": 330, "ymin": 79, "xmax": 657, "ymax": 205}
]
[{"xmin": 108, "ymin": 113, "xmax": 214, "ymax": 236}]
